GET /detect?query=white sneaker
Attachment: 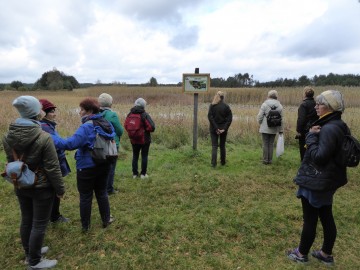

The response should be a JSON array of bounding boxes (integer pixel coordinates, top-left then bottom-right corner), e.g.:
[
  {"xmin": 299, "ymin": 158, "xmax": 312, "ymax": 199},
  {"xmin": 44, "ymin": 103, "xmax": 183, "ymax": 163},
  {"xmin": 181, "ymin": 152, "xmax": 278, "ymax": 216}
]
[
  {"xmin": 140, "ymin": 174, "xmax": 149, "ymax": 179},
  {"xmin": 25, "ymin": 247, "xmax": 49, "ymax": 264},
  {"xmin": 27, "ymin": 258, "xmax": 57, "ymax": 269},
  {"xmin": 133, "ymin": 175, "xmax": 138, "ymax": 179}
]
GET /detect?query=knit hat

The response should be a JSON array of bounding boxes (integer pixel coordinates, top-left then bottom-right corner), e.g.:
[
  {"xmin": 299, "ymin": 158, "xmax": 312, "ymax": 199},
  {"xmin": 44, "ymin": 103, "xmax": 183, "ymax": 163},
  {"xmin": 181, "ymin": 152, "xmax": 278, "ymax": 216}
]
[
  {"xmin": 134, "ymin": 98, "xmax": 146, "ymax": 108},
  {"xmin": 98, "ymin": 93, "xmax": 113, "ymax": 107},
  {"xmin": 39, "ymin": 99, "xmax": 56, "ymax": 113},
  {"xmin": 13, "ymin": 96, "xmax": 42, "ymax": 119},
  {"xmin": 320, "ymin": 90, "xmax": 345, "ymax": 112}
]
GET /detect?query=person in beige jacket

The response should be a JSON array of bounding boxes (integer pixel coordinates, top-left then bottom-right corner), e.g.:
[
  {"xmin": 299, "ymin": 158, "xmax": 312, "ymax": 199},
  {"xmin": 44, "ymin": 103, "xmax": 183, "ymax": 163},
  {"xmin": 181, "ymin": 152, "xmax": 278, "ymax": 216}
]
[
  {"xmin": 2, "ymin": 96, "xmax": 65, "ymax": 269},
  {"xmin": 257, "ymin": 90, "xmax": 284, "ymax": 164}
]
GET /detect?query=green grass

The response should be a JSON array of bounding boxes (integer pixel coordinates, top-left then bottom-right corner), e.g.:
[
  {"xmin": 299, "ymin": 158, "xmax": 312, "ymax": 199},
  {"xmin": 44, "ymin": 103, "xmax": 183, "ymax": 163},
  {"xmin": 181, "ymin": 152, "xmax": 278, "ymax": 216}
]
[{"xmin": 1, "ymin": 141, "xmax": 360, "ymax": 269}]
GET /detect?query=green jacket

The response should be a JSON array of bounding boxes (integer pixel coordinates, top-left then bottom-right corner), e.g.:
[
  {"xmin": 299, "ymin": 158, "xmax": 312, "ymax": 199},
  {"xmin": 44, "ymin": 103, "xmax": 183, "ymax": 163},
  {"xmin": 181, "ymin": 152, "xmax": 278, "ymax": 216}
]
[
  {"xmin": 100, "ymin": 109, "xmax": 124, "ymax": 148},
  {"xmin": 2, "ymin": 120, "xmax": 65, "ymax": 196}
]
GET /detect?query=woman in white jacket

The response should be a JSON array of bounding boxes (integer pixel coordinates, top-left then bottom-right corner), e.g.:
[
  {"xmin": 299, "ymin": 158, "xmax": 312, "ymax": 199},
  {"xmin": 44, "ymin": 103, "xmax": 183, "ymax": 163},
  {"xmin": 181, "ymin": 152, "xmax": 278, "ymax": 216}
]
[{"xmin": 257, "ymin": 90, "xmax": 284, "ymax": 164}]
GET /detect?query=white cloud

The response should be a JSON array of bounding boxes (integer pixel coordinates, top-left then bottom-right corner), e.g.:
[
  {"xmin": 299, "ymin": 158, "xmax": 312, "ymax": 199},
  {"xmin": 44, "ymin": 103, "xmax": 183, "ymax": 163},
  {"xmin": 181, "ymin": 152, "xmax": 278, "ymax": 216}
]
[{"xmin": 0, "ymin": 0, "xmax": 360, "ymax": 84}]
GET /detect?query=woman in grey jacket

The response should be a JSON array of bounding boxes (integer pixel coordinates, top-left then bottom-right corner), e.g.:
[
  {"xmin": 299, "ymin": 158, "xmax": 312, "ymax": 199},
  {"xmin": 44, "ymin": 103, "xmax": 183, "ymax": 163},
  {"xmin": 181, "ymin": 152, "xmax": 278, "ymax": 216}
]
[
  {"xmin": 2, "ymin": 96, "xmax": 65, "ymax": 269},
  {"xmin": 257, "ymin": 90, "xmax": 284, "ymax": 164}
]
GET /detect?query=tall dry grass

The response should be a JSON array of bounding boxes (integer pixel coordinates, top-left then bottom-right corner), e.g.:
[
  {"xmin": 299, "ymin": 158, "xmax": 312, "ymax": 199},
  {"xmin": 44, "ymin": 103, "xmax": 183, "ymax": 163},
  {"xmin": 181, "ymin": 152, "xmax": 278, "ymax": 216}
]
[{"xmin": 1, "ymin": 86, "xmax": 360, "ymax": 149}]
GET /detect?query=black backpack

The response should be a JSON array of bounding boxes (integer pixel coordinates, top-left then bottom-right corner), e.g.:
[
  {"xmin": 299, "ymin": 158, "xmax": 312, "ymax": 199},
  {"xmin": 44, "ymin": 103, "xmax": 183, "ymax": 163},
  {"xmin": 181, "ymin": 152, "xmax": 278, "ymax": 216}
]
[
  {"xmin": 341, "ymin": 133, "xmax": 360, "ymax": 167},
  {"xmin": 266, "ymin": 105, "xmax": 282, "ymax": 127}
]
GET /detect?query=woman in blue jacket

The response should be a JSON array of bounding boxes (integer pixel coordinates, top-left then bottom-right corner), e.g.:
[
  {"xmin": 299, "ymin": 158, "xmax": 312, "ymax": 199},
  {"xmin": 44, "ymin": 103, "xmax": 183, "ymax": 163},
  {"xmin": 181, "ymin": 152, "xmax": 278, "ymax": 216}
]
[
  {"xmin": 40, "ymin": 99, "xmax": 71, "ymax": 223},
  {"xmin": 52, "ymin": 97, "xmax": 115, "ymax": 232}
]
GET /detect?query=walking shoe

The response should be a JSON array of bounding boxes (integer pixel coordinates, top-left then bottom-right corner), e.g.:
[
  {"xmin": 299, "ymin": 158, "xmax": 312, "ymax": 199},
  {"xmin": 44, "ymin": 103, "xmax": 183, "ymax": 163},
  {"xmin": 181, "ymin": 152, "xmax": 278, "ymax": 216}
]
[
  {"xmin": 140, "ymin": 174, "xmax": 149, "ymax": 179},
  {"xmin": 27, "ymin": 258, "xmax": 57, "ymax": 269},
  {"xmin": 133, "ymin": 175, "xmax": 138, "ymax": 179},
  {"xmin": 312, "ymin": 250, "xmax": 334, "ymax": 266},
  {"xmin": 25, "ymin": 247, "xmax": 49, "ymax": 264},
  {"xmin": 103, "ymin": 215, "xmax": 115, "ymax": 228},
  {"xmin": 108, "ymin": 189, "xmax": 119, "ymax": 195},
  {"xmin": 51, "ymin": 215, "xmax": 70, "ymax": 223},
  {"xmin": 287, "ymin": 248, "xmax": 309, "ymax": 264}
]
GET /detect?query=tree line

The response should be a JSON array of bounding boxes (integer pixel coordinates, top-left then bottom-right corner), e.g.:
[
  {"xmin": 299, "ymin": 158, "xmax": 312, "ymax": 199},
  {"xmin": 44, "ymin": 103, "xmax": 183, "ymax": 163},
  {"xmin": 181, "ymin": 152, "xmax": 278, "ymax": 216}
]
[
  {"xmin": 210, "ymin": 73, "xmax": 360, "ymax": 88},
  {"xmin": 2, "ymin": 70, "xmax": 360, "ymax": 91}
]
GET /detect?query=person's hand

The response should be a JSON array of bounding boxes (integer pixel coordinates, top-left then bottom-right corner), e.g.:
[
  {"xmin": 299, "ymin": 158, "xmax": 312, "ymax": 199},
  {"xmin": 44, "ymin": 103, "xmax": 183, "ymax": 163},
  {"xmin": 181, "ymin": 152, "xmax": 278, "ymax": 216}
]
[
  {"xmin": 57, "ymin": 194, "xmax": 64, "ymax": 199},
  {"xmin": 310, "ymin": 125, "xmax": 321, "ymax": 133}
]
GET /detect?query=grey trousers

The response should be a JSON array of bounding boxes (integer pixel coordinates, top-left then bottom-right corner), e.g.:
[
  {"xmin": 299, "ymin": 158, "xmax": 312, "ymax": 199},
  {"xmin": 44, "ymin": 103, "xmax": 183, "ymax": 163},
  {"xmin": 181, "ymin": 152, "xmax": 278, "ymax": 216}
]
[{"xmin": 261, "ymin": 133, "xmax": 276, "ymax": 164}]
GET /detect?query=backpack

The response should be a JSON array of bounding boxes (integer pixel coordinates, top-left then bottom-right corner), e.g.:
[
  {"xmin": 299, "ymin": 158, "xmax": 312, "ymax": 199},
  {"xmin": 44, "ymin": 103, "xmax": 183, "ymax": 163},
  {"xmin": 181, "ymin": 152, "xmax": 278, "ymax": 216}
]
[
  {"xmin": 88, "ymin": 120, "xmax": 118, "ymax": 164},
  {"xmin": 91, "ymin": 133, "xmax": 118, "ymax": 164},
  {"xmin": 341, "ymin": 134, "xmax": 360, "ymax": 167},
  {"xmin": 267, "ymin": 105, "xmax": 282, "ymax": 127},
  {"xmin": 124, "ymin": 113, "xmax": 145, "ymax": 144},
  {"xmin": 1, "ymin": 148, "xmax": 38, "ymax": 188}
]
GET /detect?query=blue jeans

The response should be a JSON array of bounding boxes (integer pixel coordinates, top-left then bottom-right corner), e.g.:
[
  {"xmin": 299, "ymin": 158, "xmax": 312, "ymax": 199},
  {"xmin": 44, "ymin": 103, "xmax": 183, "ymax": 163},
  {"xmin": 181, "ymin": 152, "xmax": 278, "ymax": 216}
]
[
  {"xmin": 16, "ymin": 188, "xmax": 54, "ymax": 266},
  {"xmin": 76, "ymin": 164, "xmax": 111, "ymax": 229},
  {"xmin": 106, "ymin": 159, "xmax": 118, "ymax": 193},
  {"xmin": 132, "ymin": 143, "xmax": 150, "ymax": 176}
]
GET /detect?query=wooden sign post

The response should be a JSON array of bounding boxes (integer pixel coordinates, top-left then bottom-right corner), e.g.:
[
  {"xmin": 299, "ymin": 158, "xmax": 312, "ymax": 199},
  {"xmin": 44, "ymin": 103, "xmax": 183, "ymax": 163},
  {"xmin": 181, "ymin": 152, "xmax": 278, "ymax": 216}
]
[{"xmin": 182, "ymin": 68, "xmax": 210, "ymax": 150}]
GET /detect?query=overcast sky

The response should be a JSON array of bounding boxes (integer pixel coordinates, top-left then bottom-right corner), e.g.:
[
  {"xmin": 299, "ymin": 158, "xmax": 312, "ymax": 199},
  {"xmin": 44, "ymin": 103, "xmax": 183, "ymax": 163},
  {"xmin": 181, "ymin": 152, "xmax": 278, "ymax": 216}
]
[{"xmin": 1, "ymin": 0, "xmax": 360, "ymax": 84}]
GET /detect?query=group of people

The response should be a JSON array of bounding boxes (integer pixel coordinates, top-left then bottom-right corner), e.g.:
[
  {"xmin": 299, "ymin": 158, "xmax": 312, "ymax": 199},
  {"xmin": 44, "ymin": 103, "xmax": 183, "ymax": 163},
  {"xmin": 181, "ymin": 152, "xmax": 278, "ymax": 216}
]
[
  {"xmin": 2, "ymin": 87, "xmax": 350, "ymax": 268},
  {"xmin": 2, "ymin": 94, "xmax": 155, "ymax": 269},
  {"xmin": 208, "ymin": 88, "xmax": 349, "ymax": 266}
]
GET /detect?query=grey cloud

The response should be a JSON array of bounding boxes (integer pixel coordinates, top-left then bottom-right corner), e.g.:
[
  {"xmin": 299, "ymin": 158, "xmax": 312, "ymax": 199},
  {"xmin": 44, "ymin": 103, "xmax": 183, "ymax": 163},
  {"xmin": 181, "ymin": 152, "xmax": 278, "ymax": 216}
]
[
  {"xmin": 280, "ymin": 1, "xmax": 360, "ymax": 59},
  {"xmin": 169, "ymin": 26, "xmax": 199, "ymax": 49}
]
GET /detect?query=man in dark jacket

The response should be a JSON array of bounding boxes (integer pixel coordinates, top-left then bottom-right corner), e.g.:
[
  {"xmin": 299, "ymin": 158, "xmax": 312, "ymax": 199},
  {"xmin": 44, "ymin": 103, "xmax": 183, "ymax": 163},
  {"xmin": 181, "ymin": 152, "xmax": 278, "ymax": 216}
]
[
  {"xmin": 296, "ymin": 87, "xmax": 318, "ymax": 161},
  {"xmin": 208, "ymin": 91, "xmax": 232, "ymax": 167}
]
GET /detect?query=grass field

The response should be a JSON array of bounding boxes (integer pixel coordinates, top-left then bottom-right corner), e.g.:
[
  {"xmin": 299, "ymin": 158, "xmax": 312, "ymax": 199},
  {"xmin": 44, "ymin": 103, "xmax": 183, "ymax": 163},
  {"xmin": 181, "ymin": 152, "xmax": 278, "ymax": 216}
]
[{"xmin": 0, "ymin": 87, "xmax": 360, "ymax": 269}]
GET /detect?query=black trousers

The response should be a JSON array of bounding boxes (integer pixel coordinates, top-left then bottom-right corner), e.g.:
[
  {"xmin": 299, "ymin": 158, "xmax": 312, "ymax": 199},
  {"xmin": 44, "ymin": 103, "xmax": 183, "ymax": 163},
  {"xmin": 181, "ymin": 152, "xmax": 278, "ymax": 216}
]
[
  {"xmin": 298, "ymin": 197, "xmax": 337, "ymax": 255},
  {"xmin": 210, "ymin": 131, "xmax": 227, "ymax": 166}
]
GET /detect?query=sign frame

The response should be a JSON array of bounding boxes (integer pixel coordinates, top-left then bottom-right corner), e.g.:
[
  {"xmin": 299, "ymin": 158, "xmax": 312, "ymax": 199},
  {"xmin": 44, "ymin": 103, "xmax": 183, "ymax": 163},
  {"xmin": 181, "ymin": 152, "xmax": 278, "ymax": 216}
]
[{"xmin": 182, "ymin": 73, "xmax": 210, "ymax": 93}]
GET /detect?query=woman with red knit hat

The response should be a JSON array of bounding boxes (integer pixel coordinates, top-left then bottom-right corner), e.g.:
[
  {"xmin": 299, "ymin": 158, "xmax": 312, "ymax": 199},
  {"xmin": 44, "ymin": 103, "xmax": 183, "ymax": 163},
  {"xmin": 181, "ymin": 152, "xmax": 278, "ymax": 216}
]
[{"xmin": 40, "ymin": 99, "xmax": 71, "ymax": 224}]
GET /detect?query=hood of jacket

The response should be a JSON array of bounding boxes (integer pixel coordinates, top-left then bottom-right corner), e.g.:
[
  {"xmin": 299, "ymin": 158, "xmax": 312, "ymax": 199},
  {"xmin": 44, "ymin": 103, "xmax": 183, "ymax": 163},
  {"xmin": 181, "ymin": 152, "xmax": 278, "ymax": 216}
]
[{"xmin": 6, "ymin": 119, "xmax": 43, "ymax": 152}]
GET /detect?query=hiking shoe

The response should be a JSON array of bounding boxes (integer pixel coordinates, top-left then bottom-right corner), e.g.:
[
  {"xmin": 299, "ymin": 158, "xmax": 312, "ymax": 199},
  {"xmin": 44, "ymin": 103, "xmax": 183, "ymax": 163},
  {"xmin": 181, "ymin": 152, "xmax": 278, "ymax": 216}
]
[
  {"xmin": 103, "ymin": 215, "xmax": 115, "ymax": 228},
  {"xmin": 287, "ymin": 248, "xmax": 309, "ymax": 264},
  {"xmin": 51, "ymin": 215, "xmax": 70, "ymax": 223},
  {"xmin": 25, "ymin": 247, "xmax": 49, "ymax": 264},
  {"xmin": 140, "ymin": 174, "xmax": 149, "ymax": 179},
  {"xmin": 312, "ymin": 250, "xmax": 334, "ymax": 266},
  {"xmin": 108, "ymin": 189, "xmax": 119, "ymax": 195},
  {"xmin": 27, "ymin": 258, "xmax": 57, "ymax": 269}
]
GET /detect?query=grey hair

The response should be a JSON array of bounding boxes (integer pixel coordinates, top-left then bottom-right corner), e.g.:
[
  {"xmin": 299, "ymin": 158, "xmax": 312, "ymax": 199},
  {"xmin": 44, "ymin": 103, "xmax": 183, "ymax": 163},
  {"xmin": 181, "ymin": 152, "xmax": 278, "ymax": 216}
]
[{"xmin": 267, "ymin": 90, "xmax": 278, "ymax": 99}]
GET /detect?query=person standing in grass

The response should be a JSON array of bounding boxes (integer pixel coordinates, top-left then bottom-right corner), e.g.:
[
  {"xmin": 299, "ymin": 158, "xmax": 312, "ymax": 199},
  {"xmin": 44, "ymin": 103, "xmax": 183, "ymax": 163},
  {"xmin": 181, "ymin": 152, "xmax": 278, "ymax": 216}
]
[
  {"xmin": 207, "ymin": 91, "xmax": 232, "ymax": 167},
  {"xmin": 98, "ymin": 93, "xmax": 124, "ymax": 195},
  {"xmin": 124, "ymin": 98, "xmax": 155, "ymax": 179},
  {"xmin": 39, "ymin": 99, "xmax": 71, "ymax": 224},
  {"xmin": 52, "ymin": 97, "xmax": 114, "ymax": 232},
  {"xmin": 295, "ymin": 86, "xmax": 318, "ymax": 161},
  {"xmin": 287, "ymin": 90, "xmax": 348, "ymax": 266},
  {"xmin": 257, "ymin": 89, "xmax": 284, "ymax": 165},
  {"xmin": 2, "ymin": 96, "xmax": 65, "ymax": 269}
]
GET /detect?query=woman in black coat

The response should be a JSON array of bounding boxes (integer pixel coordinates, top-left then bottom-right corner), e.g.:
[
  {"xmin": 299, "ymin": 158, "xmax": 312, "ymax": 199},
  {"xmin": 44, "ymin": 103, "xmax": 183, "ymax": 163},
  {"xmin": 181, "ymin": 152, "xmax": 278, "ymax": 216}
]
[
  {"xmin": 287, "ymin": 90, "xmax": 347, "ymax": 266},
  {"xmin": 207, "ymin": 91, "xmax": 232, "ymax": 167},
  {"xmin": 296, "ymin": 86, "xmax": 318, "ymax": 161}
]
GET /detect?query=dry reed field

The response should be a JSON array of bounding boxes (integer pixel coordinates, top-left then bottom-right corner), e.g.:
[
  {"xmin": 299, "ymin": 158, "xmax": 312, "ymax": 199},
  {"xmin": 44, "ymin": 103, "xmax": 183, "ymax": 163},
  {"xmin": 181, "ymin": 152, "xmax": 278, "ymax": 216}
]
[{"xmin": 0, "ymin": 86, "xmax": 360, "ymax": 148}]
